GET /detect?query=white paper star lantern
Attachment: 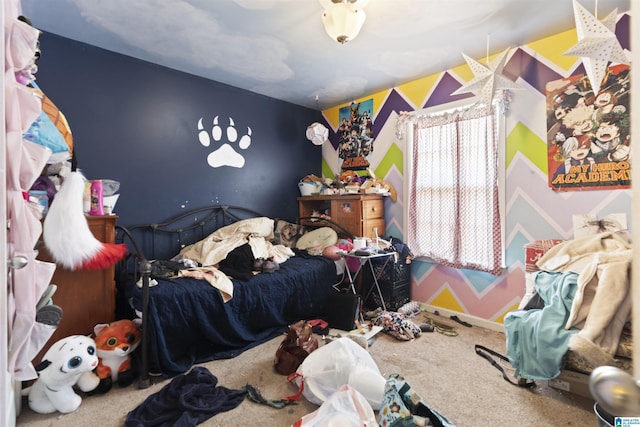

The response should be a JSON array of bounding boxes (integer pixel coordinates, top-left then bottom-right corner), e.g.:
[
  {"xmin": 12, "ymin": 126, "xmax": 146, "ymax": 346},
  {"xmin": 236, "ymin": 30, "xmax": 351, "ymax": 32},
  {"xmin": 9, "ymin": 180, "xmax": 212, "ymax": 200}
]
[
  {"xmin": 451, "ymin": 48, "xmax": 520, "ymax": 106},
  {"xmin": 563, "ymin": 0, "xmax": 629, "ymax": 95}
]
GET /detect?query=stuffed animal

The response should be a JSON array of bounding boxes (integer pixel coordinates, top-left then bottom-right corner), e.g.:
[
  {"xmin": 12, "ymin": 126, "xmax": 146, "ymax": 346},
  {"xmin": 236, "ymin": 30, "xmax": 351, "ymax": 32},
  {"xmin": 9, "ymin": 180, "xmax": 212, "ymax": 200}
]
[
  {"xmin": 26, "ymin": 335, "xmax": 100, "ymax": 414},
  {"xmin": 91, "ymin": 319, "xmax": 141, "ymax": 394}
]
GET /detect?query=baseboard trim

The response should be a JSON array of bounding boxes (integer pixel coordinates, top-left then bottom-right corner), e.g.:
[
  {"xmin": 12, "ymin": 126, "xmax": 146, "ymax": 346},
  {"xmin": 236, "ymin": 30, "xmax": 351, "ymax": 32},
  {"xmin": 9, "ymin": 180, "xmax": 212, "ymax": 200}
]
[{"xmin": 420, "ymin": 304, "xmax": 505, "ymax": 334}]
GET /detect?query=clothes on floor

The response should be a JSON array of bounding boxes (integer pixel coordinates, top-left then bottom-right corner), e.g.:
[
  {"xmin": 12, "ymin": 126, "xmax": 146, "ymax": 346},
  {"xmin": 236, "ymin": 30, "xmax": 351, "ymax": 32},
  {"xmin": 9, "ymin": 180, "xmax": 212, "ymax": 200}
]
[{"xmin": 125, "ymin": 367, "xmax": 246, "ymax": 427}]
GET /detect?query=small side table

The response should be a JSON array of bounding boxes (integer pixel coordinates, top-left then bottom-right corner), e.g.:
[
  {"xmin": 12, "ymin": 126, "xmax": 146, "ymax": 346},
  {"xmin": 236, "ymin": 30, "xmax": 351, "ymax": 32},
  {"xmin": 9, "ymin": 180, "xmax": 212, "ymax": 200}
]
[{"xmin": 343, "ymin": 251, "xmax": 396, "ymax": 312}]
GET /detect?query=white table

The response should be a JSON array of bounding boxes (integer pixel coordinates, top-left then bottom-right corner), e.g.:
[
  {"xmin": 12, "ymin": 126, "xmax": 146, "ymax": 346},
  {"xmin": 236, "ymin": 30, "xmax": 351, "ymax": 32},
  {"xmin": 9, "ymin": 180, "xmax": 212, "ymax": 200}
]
[{"xmin": 342, "ymin": 251, "xmax": 396, "ymax": 312}]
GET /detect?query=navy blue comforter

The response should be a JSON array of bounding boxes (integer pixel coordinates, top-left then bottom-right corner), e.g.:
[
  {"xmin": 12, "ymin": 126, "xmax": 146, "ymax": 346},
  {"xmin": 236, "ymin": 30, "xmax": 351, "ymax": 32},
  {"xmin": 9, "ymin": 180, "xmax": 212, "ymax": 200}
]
[{"xmin": 132, "ymin": 256, "xmax": 338, "ymax": 377}]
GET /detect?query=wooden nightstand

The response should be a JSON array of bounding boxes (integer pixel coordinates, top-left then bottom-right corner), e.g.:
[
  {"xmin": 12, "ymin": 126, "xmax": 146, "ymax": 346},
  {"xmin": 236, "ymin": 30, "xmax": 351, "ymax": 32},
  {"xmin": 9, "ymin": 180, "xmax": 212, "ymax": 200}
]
[
  {"xmin": 34, "ymin": 215, "xmax": 117, "ymax": 363},
  {"xmin": 298, "ymin": 194, "xmax": 385, "ymax": 238}
]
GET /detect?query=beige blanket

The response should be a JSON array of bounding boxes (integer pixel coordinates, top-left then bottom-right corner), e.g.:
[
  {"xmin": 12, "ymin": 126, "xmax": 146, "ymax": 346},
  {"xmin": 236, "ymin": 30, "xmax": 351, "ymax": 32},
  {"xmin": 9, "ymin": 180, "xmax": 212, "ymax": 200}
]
[
  {"xmin": 178, "ymin": 267, "xmax": 234, "ymax": 302},
  {"xmin": 179, "ymin": 217, "xmax": 275, "ymax": 266},
  {"xmin": 536, "ymin": 231, "xmax": 632, "ymax": 366}
]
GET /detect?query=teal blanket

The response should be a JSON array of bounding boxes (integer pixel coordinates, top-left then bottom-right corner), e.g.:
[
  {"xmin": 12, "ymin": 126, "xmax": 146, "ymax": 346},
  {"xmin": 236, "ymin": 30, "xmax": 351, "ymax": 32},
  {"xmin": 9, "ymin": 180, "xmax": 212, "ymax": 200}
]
[{"xmin": 504, "ymin": 271, "xmax": 580, "ymax": 380}]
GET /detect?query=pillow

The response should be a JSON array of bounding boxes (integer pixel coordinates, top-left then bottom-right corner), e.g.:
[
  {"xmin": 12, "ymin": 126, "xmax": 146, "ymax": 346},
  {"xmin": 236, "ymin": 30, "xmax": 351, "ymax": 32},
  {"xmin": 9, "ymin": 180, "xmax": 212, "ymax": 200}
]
[
  {"xmin": 322, "ymin": 245, "xmax": 343, "ymax": 260},
  {"xmin": 272, "ymin": 219, "xmax": 305, "ymax": 248},
  {"xmin": 296, "ymin": 227, "xmax": 338, "ymax": 255}
]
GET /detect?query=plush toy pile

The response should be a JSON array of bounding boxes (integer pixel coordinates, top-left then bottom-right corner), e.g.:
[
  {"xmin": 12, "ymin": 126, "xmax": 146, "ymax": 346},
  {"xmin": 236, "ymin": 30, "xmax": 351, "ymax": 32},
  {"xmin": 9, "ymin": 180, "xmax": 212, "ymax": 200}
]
[
  {"xmin": 92, "ymin": 319, "xmax": 142, "ymax": 394},
  {"xmin": 25, "ymin": 335, "xmax": 100, "ymax": 414}
]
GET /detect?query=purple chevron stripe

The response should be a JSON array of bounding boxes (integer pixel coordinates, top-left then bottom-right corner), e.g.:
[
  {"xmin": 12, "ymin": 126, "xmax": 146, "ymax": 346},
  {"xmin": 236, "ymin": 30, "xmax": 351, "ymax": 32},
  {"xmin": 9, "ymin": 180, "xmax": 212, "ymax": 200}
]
[
  {"xmin": 424, "ymin": 72, "xmax": 473, "ymax": 108},
  {"xmin": 320, "ymin": 117, "xmax": 342, "ymax": 150},
  {"xmin": 617, "ymin": 14, "xmax": 630, "ymax": 51},
  {"xmin": 372, "ymin": 89, "xmax": 414, "ymax": 136},
  {"xmin": 503, "ymin": 49, "xmax": 563, "ymax": 95}
]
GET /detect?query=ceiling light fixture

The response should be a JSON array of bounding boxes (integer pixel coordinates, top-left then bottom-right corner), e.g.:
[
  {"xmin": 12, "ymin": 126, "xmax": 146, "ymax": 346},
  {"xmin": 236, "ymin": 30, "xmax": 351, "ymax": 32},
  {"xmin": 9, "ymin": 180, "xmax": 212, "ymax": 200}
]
[{"xmin": 320, "ymin": 0, "xmax": 368, "ymax": 44}]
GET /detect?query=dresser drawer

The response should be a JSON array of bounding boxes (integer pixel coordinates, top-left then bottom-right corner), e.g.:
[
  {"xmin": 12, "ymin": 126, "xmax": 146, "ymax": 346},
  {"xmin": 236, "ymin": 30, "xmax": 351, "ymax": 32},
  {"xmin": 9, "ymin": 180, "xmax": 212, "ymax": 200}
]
[
  {"xmin": 362, "ymin": 219, "xmax": 385, "ymax": 239},
  {"xmin": 363, "ymin": 199, "xmax": 383, "ymax": 219},
  {"xmin": 298, "ymin": 194, "xmax": 385, "ymax": 239},
  {"xmin": 333, "ymin": 199, "xmax": 363, "ymax": 223}
]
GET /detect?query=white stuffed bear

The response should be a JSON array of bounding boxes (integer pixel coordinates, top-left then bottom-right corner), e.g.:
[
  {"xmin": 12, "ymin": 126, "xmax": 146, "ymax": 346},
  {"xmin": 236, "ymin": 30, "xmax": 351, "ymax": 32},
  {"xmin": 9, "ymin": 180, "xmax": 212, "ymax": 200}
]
[{"xmin": 26, "ymin": 335, "xmax": 100, "ymax": 414}]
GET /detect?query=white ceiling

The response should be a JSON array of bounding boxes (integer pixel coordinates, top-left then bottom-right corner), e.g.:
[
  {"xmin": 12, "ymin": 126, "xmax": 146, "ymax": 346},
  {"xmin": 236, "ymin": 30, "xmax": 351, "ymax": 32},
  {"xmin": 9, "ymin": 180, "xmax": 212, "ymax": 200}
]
[{"xmin": 19, "ymin": 0, "xmax": 631, "ymax": 110}]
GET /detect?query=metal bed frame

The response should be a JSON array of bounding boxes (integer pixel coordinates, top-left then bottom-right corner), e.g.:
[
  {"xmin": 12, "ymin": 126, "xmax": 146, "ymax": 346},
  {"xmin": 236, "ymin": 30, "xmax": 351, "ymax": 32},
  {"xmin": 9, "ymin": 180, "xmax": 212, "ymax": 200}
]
[{"xmin": 114, "ymin": 205, "xmax": 355, "ymax": 388}]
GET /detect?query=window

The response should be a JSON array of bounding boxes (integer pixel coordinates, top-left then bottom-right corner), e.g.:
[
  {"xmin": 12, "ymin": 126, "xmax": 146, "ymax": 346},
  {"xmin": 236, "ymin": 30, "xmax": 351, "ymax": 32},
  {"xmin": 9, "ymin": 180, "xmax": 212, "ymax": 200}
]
[{"xmin": 399, "ymin": 96, "xmax": 507, "ymax": 275}]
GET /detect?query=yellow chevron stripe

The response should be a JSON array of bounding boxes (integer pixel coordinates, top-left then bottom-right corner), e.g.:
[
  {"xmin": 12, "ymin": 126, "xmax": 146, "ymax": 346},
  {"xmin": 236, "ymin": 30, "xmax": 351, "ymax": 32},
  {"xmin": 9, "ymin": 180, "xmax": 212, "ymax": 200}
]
[
  {"xmin": 397, "ymin": 72, "xmax": 441, "ymax": 108},
  {"xmin": 506, "ymin": 122, "xmax": 547, "ymax": 172},
  {"xmin": 494, "ymin": 303, "xmax": 521, "ymax": 324},
  {"xmin": 323, "ymin": 105, "xmax": 342, "ymax": 130},
  {"xmin": 430, "ymin": 288, "xmax": 464, "ymax": 312},
  {"xmin": 526, "ymin": 28, "xmax": 580, "ymax": 72},
  {"xmin": 451, "ymin": 61, "xmax": 474, "ymax": 81}
]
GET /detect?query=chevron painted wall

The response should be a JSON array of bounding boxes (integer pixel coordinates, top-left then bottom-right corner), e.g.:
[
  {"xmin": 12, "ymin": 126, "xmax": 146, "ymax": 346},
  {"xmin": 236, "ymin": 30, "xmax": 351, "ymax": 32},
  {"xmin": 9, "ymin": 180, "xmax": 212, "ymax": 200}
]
[{"xmin": 321, "ymin": 12, "xmax": 631, "ymax": 326}]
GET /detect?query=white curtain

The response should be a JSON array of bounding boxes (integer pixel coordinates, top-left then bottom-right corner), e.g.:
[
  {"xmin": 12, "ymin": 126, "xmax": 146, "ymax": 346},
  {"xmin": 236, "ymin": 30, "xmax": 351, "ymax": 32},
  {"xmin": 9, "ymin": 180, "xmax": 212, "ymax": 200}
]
[{"xmin": 404, "ymin": 101, "xmax": 504, "ymax": 275}]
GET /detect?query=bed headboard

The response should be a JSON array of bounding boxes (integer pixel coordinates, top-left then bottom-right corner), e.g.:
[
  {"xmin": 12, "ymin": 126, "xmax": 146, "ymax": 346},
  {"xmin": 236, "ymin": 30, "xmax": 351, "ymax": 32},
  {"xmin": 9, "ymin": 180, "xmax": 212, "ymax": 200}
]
[
  {"xmin": 116, "ymin": 204, "xmax": 357, "ymax": 264},
  {"xmin": 117, "ymin": 204, "xmax": 266, "ymax": 261}
]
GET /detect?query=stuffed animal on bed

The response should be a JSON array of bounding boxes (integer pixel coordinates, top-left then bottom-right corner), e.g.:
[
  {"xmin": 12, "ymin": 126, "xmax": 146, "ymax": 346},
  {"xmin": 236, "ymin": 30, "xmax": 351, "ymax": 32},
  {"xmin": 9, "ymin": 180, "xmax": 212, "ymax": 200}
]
[
  {"xmin": 26, "ymin": 335, "xmax": 100, "ymax": 414},
  {"xmin": 90, "ymin": 319, "xmax": 141, "ymax": 394}
]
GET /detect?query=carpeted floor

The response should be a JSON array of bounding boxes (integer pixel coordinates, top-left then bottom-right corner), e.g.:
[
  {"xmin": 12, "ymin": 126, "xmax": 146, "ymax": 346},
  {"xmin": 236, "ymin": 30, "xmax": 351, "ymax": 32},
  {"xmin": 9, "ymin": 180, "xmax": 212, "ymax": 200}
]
[{"xmin": 15, "ymin": 314, "xmax": 600, "ymax": 427}]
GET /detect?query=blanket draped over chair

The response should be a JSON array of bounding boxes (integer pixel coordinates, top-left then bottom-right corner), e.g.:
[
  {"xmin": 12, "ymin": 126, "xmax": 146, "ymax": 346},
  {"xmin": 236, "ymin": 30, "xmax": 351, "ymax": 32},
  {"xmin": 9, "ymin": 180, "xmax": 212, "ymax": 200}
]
[{"xmin": 506, "ymin": 232, "xmax": 632, "ymax": 379}]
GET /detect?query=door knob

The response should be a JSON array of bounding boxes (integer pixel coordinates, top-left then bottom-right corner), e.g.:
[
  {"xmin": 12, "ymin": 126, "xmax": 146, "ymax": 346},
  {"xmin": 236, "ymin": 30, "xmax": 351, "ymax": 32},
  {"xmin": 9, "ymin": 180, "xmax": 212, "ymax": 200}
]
[{"xmin": 8, "ymin": 256, "xmax": 28, "ymax": 270}]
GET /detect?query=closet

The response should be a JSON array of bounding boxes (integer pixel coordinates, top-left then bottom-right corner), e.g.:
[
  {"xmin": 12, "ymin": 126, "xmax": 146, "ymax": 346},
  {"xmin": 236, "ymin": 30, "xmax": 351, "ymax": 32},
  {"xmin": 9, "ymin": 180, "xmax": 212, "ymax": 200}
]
[{"xmin": 3, "ymin": 4, "xmax": 77, "ymax": 424}]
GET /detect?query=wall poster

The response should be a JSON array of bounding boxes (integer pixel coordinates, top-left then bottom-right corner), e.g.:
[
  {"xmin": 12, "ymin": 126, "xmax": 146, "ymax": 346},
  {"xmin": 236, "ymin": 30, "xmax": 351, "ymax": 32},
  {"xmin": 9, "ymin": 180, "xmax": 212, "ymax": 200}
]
[
  {"xmin": 545, "ymin": 64, "xmax": 630, "ymax": 191},
  {"xmin": 338, "ymin": 99, "xmax": 374, "ymax": 171}
]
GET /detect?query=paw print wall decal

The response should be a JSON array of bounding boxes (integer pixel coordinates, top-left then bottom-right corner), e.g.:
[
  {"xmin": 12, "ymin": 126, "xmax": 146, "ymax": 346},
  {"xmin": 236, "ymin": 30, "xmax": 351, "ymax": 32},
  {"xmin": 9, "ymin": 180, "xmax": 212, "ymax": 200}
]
[{"xmin": 197, "ymin": 116, "xmax": 252, "ymax": 168}]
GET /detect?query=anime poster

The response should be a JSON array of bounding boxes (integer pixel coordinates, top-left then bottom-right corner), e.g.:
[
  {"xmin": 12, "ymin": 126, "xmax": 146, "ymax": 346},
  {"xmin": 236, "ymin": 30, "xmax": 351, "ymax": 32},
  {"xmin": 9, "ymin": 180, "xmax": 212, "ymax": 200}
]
[
  {"xmin": 338, "ymin": 99, "xmax": 374, "ymax": 170},
  {"xmin": 545, "ymin": 64, "xmax": 630, "ymax": 191}
]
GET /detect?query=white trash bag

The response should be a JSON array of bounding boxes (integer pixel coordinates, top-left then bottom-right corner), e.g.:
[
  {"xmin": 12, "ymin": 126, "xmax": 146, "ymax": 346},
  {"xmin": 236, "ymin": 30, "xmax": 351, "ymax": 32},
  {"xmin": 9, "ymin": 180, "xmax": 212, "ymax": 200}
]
[
  {"xmin": 295, "ymin": 337, "xmax": 386, "ymax": 410},
  {"xmin": 292, "ymin": 384, "xmax": 377, "ymax": 427}
]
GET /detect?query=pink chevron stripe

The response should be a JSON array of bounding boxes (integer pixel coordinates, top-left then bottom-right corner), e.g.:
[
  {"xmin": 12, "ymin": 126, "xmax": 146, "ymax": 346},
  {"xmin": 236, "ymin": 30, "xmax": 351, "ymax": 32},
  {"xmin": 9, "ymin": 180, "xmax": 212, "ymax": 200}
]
[{"xmin": 413, "ymin": 265, "xmax": 526, "ymax": 319}]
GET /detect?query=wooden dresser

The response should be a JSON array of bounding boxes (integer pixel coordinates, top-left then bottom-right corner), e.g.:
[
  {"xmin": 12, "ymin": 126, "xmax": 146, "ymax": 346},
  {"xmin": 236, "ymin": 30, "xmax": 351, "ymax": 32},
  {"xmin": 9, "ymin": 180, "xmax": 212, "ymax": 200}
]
[
  {"xmin": 298, "ymin": 194, "xmax": 385, "ymax": 238},
  {"xmin": 35, "ymin": 215, "xmax": 118, "ymax": 362}
]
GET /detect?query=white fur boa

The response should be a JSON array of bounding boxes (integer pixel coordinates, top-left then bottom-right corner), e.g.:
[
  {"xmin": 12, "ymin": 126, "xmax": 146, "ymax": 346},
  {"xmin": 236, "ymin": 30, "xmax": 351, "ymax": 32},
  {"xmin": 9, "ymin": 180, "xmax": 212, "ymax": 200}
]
[{"xmin": 43, "ymin": 171, "xmax": 126, "ymax": 270}]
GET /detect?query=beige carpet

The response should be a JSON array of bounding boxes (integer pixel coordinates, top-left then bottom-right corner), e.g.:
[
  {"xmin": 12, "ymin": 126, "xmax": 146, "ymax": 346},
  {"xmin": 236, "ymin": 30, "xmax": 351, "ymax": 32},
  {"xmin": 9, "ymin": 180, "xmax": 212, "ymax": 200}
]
[{"xmin": 16, "ymin": 314, "xmax": 599, "ymax": 427}]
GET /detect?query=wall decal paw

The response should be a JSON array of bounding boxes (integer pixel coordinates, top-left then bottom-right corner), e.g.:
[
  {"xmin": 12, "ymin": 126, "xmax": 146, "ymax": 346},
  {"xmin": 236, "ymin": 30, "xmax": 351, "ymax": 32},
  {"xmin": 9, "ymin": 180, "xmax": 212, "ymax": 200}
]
[{"xmin": 197, "ymin": 116, "xmax": 252, "ymax": 168}]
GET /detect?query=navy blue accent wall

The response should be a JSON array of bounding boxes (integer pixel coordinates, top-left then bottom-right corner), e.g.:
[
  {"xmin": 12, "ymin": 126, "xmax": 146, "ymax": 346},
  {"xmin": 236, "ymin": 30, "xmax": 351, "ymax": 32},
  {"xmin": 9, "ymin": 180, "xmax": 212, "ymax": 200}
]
[{"xmin": 35, "ymin": 32, "xmax": 322, "ymax": 227}]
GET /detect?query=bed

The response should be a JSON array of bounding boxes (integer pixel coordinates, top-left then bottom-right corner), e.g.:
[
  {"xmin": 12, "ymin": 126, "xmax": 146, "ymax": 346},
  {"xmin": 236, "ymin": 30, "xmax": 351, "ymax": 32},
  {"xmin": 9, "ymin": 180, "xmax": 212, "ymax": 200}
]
[
  {"xmin": 115, "ymin": 205, "xmax": 352, "ymax": 387},
  {"xmin": 505, "ymin": 232, "xmax": 633, "ymax": 383}
]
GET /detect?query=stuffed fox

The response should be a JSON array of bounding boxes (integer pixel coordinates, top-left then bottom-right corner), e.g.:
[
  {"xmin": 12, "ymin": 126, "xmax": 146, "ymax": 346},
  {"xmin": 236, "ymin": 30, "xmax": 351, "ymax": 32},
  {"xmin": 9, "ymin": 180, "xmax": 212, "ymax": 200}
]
[{"xmin": 90, "ymin": 319, "xmax": 141, "ymax": 394}]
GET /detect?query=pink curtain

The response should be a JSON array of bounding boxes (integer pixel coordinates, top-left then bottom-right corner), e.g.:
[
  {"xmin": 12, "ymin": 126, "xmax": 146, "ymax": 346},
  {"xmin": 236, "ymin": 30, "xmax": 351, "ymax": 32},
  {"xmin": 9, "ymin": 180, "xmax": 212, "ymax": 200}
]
[{"xmin": 406, "ymin": 103, "xmax": 503, "ymax": 275}]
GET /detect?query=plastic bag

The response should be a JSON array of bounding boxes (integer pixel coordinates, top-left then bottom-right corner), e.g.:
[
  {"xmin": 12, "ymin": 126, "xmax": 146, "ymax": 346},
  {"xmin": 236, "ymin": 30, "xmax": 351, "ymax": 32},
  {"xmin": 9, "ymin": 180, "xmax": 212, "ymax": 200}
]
[
  {"xmin": 295, "ymin": 337, "xmax": 386, "ymax": 410},
  {"xmin": 292, "ymin": 384, "xmax": 377, "ymax": 427}
]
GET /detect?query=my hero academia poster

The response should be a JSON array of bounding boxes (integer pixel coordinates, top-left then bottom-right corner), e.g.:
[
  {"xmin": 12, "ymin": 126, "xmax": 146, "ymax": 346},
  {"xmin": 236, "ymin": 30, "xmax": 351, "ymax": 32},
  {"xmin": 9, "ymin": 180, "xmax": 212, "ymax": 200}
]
[
  {"xmin": 545, "ymin": 64, "xmax": 630, "ymax": 191},
  {"xmin": 338, "ymin": 99, "xmax": 374, "ymax": 170}
]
